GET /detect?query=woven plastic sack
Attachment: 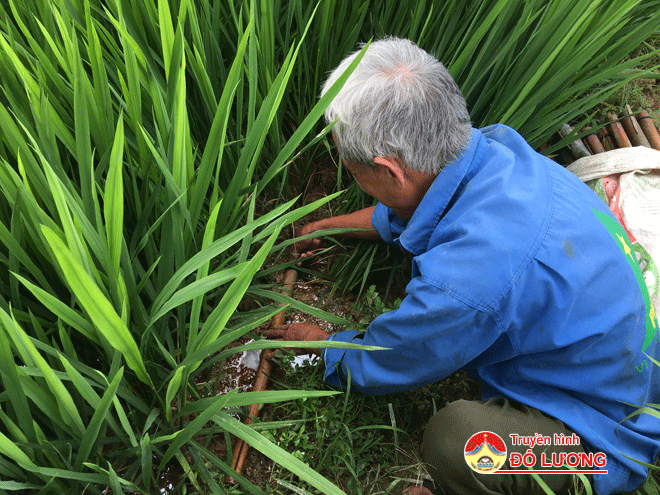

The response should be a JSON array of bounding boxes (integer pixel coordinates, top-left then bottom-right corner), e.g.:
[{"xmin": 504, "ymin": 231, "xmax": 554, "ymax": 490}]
[{"xmin": 567, "ymin": 147, "xmax": 659, "ymax": 312}]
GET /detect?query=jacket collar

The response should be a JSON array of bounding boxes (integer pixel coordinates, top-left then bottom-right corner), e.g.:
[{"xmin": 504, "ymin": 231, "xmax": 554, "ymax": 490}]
[{"xmin": 397, "ymin": 128, "xmax": 482, "ymax": 256}]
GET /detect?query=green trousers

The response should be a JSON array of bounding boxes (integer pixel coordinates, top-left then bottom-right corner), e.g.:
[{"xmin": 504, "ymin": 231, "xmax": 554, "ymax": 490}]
[{"xmin": 421, "ymin": 399, "xmax": 592, "ymax": 495}]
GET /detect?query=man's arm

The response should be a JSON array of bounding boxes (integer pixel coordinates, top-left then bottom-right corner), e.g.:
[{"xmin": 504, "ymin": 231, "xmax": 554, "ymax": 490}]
[
  {"xmin": 263, "ymin": 276, "xmax": 501, "ymax": 394},
  {"xmin": 296, "ymin": 206, "xmax": 380, "ymax": 256},
  {"xmin": 262, "ymin": 323, "xmax": 328, "ymax": 359},
  {"xmin": 322, "ymin": 277, "xmax": 501, "ymax": 395}
]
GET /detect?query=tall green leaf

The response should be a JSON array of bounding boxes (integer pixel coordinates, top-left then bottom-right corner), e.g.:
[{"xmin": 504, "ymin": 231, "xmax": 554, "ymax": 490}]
[{"xmin": 40, "ymin": 226, "xmax": 152, "ymax": 387}]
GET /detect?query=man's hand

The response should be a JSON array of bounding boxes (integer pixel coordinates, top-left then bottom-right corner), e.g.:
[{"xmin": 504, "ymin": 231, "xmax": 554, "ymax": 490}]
[
  {"xmin": 295, "ymin": 222, "xmax": 324, "ymax": 260},
  {"xmin": 262, "ymin": 323, "xmax": 329, "ymax": 359},
  {"xmin": 294, "ymin": 207, "xmax": 380, "ymax": 262}
]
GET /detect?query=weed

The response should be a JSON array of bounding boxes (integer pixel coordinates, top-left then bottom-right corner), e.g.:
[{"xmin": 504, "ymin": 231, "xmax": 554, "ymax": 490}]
[{"xmin": 353, "ymin": 285, "xmax": 403, "ymax": 328}]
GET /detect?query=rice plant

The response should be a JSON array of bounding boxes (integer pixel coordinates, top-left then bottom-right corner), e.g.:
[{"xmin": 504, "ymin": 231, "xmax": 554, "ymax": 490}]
[
  {"xmin": 0, "ymin": 0, "xmax": 658, "ymax": 493},
  {"xmin": 0, "ymin": 0, "xmax": 372, "ymax": 492}
]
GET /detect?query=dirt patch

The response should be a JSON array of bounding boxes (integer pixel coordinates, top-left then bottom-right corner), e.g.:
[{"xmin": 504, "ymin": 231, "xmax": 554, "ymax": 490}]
[{"xmin": 639, "ymin": 78, "xmax": 660, "ymax": 125}]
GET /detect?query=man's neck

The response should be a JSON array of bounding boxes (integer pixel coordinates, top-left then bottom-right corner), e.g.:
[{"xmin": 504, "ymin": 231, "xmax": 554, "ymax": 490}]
[{"xmin": 393, "ymin": 173, "xmax": 437, "ymax": 221}]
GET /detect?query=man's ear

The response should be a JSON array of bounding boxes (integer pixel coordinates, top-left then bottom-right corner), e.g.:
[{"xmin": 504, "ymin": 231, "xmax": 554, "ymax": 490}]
[{"xmin": 373, "ymin": 156, "xmax": 405, "ymax": 187}]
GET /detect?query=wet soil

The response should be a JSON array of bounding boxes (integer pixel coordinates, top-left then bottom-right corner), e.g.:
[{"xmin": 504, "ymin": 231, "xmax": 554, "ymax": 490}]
[
  {"xmin": 158, "ymin": 462, "xmax": 184, "ymax": 494},
  {"xmin": 209, "ymin": 339, "xmax": 260, "ymax": 398}
]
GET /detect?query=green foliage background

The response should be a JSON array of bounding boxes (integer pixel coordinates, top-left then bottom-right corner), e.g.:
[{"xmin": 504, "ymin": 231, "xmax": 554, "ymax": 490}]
[{"xmin": 0, "ymin": 0, "xmax": 658, "ymax": 493}]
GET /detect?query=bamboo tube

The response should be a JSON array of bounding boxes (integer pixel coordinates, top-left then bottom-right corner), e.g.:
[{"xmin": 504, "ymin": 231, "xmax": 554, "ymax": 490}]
[
  {"xmin": 226, "ymin": 266, "xmax": 299, "ymax": 484},
  {"xmin": 636, "ymin": 110, "xmax": 660, "ymax": 151},
  {"xmin": 582, "ymin": 127, "xmax": 606, "ymax": 154},
  {"xmin": 620, "ymin": 105, "xmax": 651, "ymax": 148},
  {"xmin": 597, "ymin": 128, "xmax": 616, "ymax": 151},
  {"xmin": 558, "ymin": 123, "xmax": 591, "ymax": 159},
  {"xmin": 607, "ymin": 113, "xmax": 632, "ymax": 148}
]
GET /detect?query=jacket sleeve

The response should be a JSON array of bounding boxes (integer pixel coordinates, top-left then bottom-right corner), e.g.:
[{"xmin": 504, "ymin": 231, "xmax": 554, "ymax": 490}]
[
  {"xmin": 371, "ymin": 203, "xmax": 407, "ymax": 247},
  {"xmin": 323, "ymin": 276, "xmax": 503, "ymax": 395}
]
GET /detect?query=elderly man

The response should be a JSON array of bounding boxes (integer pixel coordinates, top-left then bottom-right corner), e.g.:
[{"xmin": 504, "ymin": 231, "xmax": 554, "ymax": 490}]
[{"xmin": 264, "ymin": 37, "xmax": 660, "ymax": 495}]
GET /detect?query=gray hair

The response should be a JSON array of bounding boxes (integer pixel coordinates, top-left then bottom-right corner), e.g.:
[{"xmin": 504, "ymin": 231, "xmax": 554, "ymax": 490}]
[{"xmin": 321, "ymin": 37, "xmax": 472, "ymax": 175}]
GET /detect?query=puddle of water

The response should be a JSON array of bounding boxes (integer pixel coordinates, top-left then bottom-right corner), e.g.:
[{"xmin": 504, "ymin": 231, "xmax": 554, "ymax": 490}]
[
  {"xmin": 157, "ymin": 462, "xmax": 183, "ymax": 495},
  {"xmin": 239, "ymin": 347, "xmax": 261, "ymax": 371},
  {"xmin": 212, "ymin": 339, "xmax": 260, "ymax": 397},
  {"xmin": 290, "ymin": 353, "xmax": 320, "ymax": 368},
  {"xmin": 197, "ymin": 339, "xmax": 262, "ymax": 419}
]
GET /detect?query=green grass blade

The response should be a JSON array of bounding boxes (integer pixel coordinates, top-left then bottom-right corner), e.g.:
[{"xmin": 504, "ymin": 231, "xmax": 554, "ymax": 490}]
[
  {"xmin": 149, "ymin": 263, "xmax": 246, "ymax": 329},
  {"xmin": 193, "ymin": 225, "xmax": 283, "ymax": 352},
  {"xmin": 165, "ymin": 365, "xmax": 185, "ymax": 423},
  {"xmin": 188, "ymin": 18, "xmax": 253, "ymax": 229},
  {"xmin": 158, "ymin": 0, "xmax": 175, "ymax": 77},
  {"xmin": 0, "ymin": 316, "xmax": 36, "ymax": 444},
  {"xmin": 188, "ymin": 199, "xmax": 223, "ymax": 346},
  {"xmin": 74, "ymin": 368, "xmax": 124, "ymax": 471},
  {"xmin": 12, "ymin": 273, "xmax": 98, "ymax": 342},
  {"xmin": 158, "ymin": 390, "xmax": 237, "ymax": 472},
  {"xmin": 1, "ymin": 308, "xmax": 85, "ymax": 436},
  {"xmin": 248, "ymin": 287, "xmax": 353, "ymax": 326},
  {"xmin": 0, "ymin": 430, "xmax": 39, "ymax": 472},
  {"xmin": 449, "ymin": 0, "xmax": 512, "ymax": 79},
  {"xmin": 499, "ymin": 1, "xmax": 601, "ymax": 124},
  {"xmin": 73, "ymin": 50, "xmax": 95, "ymax": 226},
  {"xmin": 0, "ymin": 22, "xmax": 75, "ymax": 153},
  {"xmin": 40, "ymin": 226, "xmax": 152, "ymax": 387},
  {"xmin": 0, "ymin": 220, "xmax": 52, "ymax": 293},
  {"xmin": 105, "ymin": 114, "xmax": 125, "ymax": 277},
  {"xmin": 39, "ymin": 157, "xmax": 91, "ymax": 276},
  {"xmin": 257, "ymin": 41, "xmax": 370, "ymax": 195},
  {"xmin": 179, "ymin": 390, "xmax": 339, "ymax": 417},
  {"xmin": 213, "ymin": 411, "xmax": 346, "ymax": 495},
  {"xmin": 84, "ymin": 0, "xmax": 113, "ymax": 152},
  {"xmin": 58, "ymin": 355, "xmax": 128, "ymax": 445},
  {"xmin": 181, "ymin": 306, "xmax": 282, "ymax": 370},
  {"xmin": 150, "ymin": 197, "xmax": 297, "ymax": 315}
]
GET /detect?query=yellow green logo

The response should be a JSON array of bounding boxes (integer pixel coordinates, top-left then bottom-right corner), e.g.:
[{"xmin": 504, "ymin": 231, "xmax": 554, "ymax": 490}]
[{"xmin": 592, "ymin": 209, "xmax": 657, "ymax": 352}]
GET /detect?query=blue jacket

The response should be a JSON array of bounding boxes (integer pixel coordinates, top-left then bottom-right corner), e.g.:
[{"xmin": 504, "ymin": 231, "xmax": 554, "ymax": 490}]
[{"xmin": 323, "ymin": 125, "xmax": 660, "ymax": 495}]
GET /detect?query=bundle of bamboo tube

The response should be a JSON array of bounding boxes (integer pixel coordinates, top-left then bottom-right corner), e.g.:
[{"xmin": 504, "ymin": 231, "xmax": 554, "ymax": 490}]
[{"xmin": 558, "ymin": 105, "xmax": 660, "ymax": 163}]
